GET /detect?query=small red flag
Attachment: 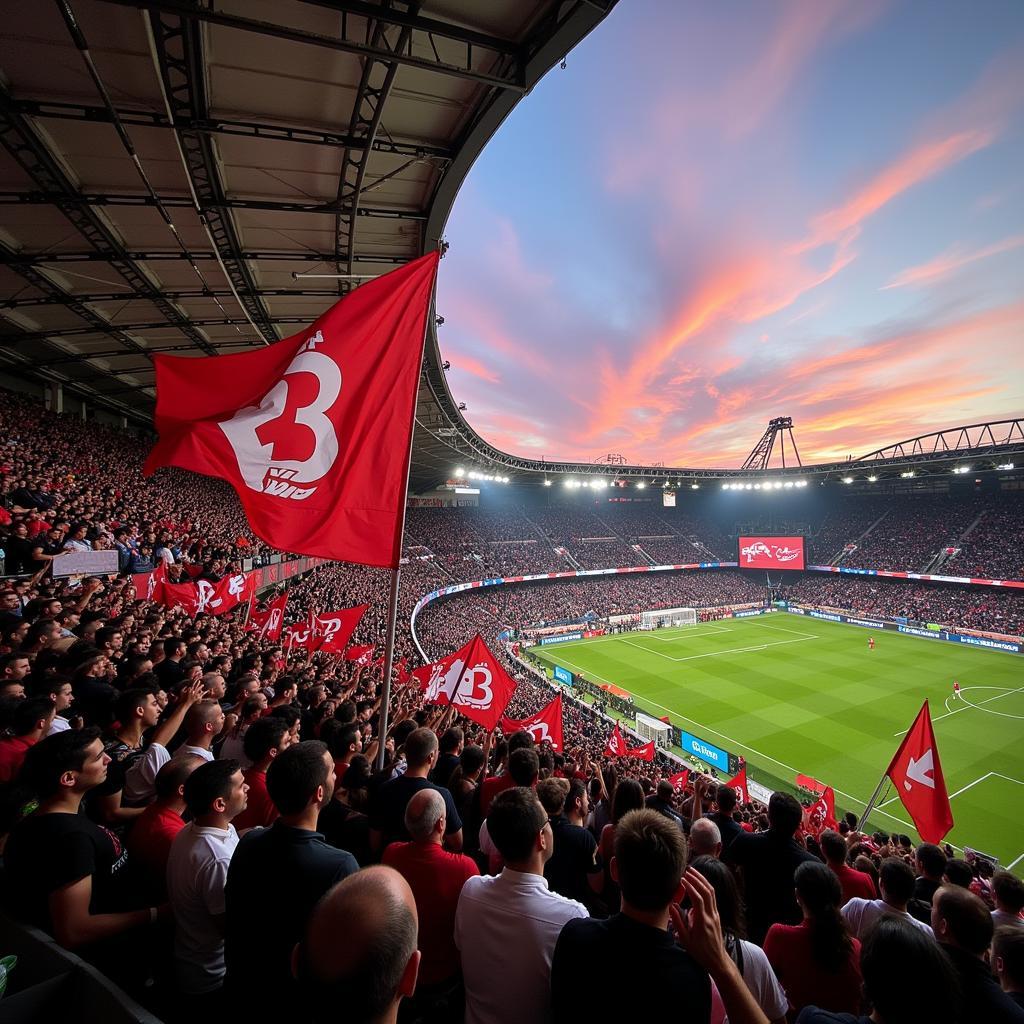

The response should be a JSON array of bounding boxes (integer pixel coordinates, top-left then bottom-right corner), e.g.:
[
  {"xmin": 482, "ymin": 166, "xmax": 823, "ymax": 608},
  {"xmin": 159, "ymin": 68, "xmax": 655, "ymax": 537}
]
[
  {"xmin": 605, "ymin": 724, "xmax": 628, "ymax": 758},
  {"xmin": 159, "ymin": 571, "xmax": 255, "ymax": 617},
  {"xmin": 344, "ymin": 644, "xmax": 376, "ymax": 665},
  {"xmin": 669, "ymin": 769, "xmax": 690, "ymax": 793},
  {"xmin": 395, "ymin": 657, "xmax": 411, "ymax": 686},
  {"xmin": 627, "ymin": 739, "xmax": 656, "ymax": 762},
  {"xmin": 143, "ymin": 253, "xmax": 439, "ymax": 567},
  {"xmin": 312, "ymin": 604, "xmax": 369, "ymax": 654},
  {"xmin": 501, "ymin": 694, "xmax": 564, "ymax": 753},
  {"xmin": 725, "ymin": 766, "xmax": 749, "ymax": 805},
  {"xmin": 886, "ymin": 701, "xmax": 954, "ymax": 844},
  {"xmin": 247, "ymin": 591, "xmax": 288, "ymax": 641},
  {"xmin": 802, "ymin": 786, "xmax": 838, "ymax": 839},
  {"xmin": 415, "ymin": 634, "xmax": 517, "ymax": 730}
]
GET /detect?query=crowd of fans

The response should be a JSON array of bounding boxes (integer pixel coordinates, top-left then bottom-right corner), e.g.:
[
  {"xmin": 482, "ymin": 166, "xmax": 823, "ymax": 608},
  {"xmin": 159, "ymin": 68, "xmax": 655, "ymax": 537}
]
[{"xmin": 0, "ymin": 390, "xmax": 1022, "ymax": 1021}]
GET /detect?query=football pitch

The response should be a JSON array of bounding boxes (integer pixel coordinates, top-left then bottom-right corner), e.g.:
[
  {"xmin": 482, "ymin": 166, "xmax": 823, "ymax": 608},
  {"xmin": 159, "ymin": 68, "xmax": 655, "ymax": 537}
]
[{"xmin": 532, "ymin": 615, "xmax": 1024, "ymax": 869}]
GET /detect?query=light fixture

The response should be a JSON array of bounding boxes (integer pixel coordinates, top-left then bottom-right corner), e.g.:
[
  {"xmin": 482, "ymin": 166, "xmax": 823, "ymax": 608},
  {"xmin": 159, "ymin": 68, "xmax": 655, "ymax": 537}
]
[
  {"xmin": 868, "ymin": 475, "xmax": 878, "ymax": 482},
  {"xmin": 754, "ymin": 482, "xmax": 762, "ymax": 490},
  {"xmin": 796, "ymin": 480, "xmax": 807, "ymax": 488},
  {"xmin": 953, "ymin": 465, "xmax": 972, "ymax": 474},
  {"xmin": 636, "ymin": 481, "xmax": 646, "ymax": 490},
  {"xmin": 900, "ymin": 471, "xmax": 915, "ymax": 478},
  {"xmin": 543, "ymin": 479, "xmax": 552, "ymax": 487},
  {"xmin": 744, "ymin": 483, "xmax": 753, "ymax": 490},
  {"xmin": 691, "ymin": 483, "xmax": 699, "ymax": 490},
  {"xmin": 454, "ymin": 467, "xmax": 465, "ymax": 477},
  {"xmin": 783, "ymin": 481, "xmax": 794, "ymax": 489},
  {"xmin": 773, "ymin": 481, "xmax": 783, "ymax": 489},
  {"xmin": 997, "ymin": 462, "xmax": 1015, "ymax": 471},
  {"xmin": 842, "ymin": 477, "xmax": 854, "ymax": 484}
]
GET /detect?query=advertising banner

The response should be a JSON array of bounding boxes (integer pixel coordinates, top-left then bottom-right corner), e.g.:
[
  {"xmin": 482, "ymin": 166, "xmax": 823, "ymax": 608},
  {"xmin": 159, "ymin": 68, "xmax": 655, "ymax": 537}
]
[
  {"xmin": 738, "ymin": 536, "xmax": 805, "ymax": 570},
  {"xmin": 679, "ymin": 729, "xmax": 731, "ymax": 772},
  {"xmin": 553, "ymin": 665, "xmax": 574, "ymax": 686},
  {"xmin": 540, "ymin": 633, "xmax": 582, "ymax": 646}
]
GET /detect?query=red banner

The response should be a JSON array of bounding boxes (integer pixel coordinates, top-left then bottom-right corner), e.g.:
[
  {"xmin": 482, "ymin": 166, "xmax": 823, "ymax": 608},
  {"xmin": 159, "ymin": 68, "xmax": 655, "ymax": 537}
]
[
  {"xmin": 343, "ymin": 644, "xmax": 376, "ymax": 665},
  {"xmin": 605, "ymin": 724, "xmax": 628, "ymax": 758},
  {"xmin": 159, "ymin": 571, "xmax": 256, "ymax": 617},
  {"xmin": 501, "ymin": 694, "xmax": 564, "ymax": 752},
  {"xmin": 725, "ymin": 766, "xmax": 749, "ymax": 805},
  {"xmin": 802, "ymin": 786, "xmax": 838, "ymax": 838},
  {"xmin": 247, "ymin": 591, "xmax": 288, "ymax": 641},
  {"xmin": 737, "ymin": 536, "xmax": 805, "ymax": 570},
  {"xmin": 144, "ymin": 253, "xmax": 439, "ymax": 567},
  {"xmin": 627, "ymin": 739, "xmax": 656, "ymax": 762},
  {"xmin": 669, "ymin": 769, "xmax": 690, "ymax": 792},
  {"xmin": 886, "ymin": 701, "xmax": 953, "ymax": 844}
]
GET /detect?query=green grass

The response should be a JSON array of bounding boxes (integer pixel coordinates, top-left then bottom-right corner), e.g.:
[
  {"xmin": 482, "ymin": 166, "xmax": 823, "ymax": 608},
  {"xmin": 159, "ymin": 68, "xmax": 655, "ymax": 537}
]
[{"xmin": 533, "ymin": 615, "xmax": 1024, "ymax": 869}]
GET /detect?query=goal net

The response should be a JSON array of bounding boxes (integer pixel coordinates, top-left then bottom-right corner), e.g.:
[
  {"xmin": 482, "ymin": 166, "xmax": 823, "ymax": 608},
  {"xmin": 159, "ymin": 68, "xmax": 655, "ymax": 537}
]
[
  {"xmin": 635, "ymin": 712, "xmax": 671, "ymax": 748},
  {"xmin": 640, "ymin": 606, "xmax": 697, "ymax": 630}
]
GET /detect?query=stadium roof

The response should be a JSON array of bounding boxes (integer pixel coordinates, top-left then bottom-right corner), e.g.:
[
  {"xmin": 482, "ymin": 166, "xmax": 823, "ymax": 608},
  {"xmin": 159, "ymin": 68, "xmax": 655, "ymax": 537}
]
[{"xmin": 1, "ymin": 1, "xmax": 1021, "ymax": 492}]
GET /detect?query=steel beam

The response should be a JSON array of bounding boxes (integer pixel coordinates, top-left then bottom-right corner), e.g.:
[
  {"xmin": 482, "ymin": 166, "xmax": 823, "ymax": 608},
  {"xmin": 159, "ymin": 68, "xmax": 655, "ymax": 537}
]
[
  {"xmin": 0, "ymin": 316, "xmax": 309, "ymax": 342},
  {"xmin": 3, "ymin": 288, "xmax": 342, "ymax": 308},
  {"xmin": 0, "ymin": 249, "xmax": 409, "ymax": 265}
]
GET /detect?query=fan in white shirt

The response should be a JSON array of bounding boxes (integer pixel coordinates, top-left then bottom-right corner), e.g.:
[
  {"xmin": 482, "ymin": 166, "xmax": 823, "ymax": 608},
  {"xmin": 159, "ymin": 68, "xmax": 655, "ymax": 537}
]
[{"xmin": 842, "ymin": 857, "xmax": 934, "ymax": 940}]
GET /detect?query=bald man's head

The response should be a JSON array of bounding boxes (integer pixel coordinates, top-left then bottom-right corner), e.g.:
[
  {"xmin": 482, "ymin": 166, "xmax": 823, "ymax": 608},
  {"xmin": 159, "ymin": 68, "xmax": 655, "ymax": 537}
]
[
  {"xmin": 688, "ymin": 817, "xmax": 722, "ymax": 859},
  {"xmin": 404, "ymin": 788, "xmax": 445, "ymax": 842},
  {"xmin": 296, "ymin": 867, "xmax": 419, "ymax": 1023}
]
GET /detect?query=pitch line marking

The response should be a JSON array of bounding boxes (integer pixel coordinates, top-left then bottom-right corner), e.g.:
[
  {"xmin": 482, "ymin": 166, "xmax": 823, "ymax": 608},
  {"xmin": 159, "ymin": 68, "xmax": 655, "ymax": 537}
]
[
  {"xmin": 550, "ymin": 626, "xmax": 734, "ymax": 652},
  {"xmin": 879, "ymin": 770, "xmax": 1023, "ymax": 809},
  {"xmin": 546, "ymin": 651, "xmax": 961, "ymax": 849},
  {"xmin": 1008, "ymin": 851, "xmax": 1024, "ymax": 871},
  {"xmin": 621, "ymin": 635, "xmax": 816, "ymax": 663},
  {"xmin": 893, "ymin": 685, "xmax": 1024, "ymax": 735},
  {"xmin": 758, "ymin": 623, "xmax": 821, "ymax": 639}
]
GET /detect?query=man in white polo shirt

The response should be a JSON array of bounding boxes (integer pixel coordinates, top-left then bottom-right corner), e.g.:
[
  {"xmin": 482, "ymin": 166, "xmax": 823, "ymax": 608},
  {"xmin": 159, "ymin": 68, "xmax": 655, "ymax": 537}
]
[
  {"xmin": 842, "ymin": 856, "xmax": 934, "ymax": 939},
  {"xmin": 455, "ymin": 786, "xmax": 588, "ymax": 1024},
  {"xmin": 166, "ymin": 757, "xmax": 248, "ymax": 1006}
]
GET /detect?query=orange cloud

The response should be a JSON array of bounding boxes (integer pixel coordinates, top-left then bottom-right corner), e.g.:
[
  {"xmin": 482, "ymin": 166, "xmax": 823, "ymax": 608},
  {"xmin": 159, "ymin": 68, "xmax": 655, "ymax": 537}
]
[
  {"xmin": 883, "ymin": 234, "xmax": 1024, "ymax": 289},
  {"xmin": 443, "ymin": 349, "xmax": 500, "ymax": 384}
]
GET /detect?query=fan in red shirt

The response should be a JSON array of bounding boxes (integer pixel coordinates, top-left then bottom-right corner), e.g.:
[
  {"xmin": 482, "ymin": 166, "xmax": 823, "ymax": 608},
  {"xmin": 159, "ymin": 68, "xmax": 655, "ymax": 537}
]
[
  {"xmin": 479, "ymin": 731, "xmax": 535, "ymax": 817},
  {"xmin": 820, "ymin": 829, "xmax": 877, "ymax": 903},
  {"xmin": 232, "ymin": 717, "xmax": 292, "ymax": 834},
  {"xmin": 0, "ymin": 697, "xmax": 55, "ymax": 783},
  {"xmin": 127, "ymin": 755, "xmax": 204, "ymax": 901},
  {"xmin": 763, "ymin": 861, "xmax": 863, "ymax": 1020},
  {"xmin": 382, "ymin": 788, "xmax": 478, "ymax": 991}
]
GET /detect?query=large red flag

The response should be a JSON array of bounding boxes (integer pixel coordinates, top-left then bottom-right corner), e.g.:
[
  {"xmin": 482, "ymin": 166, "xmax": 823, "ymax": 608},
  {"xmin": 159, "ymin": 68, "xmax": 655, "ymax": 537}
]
[
  {"xmin": 501, "ymin": 694, "xmax": 564, "ymax": 752},
  {"xmin": 627, "ymin": 739, "xmax": 656, "ymax": 762},
  {"xmin": 143, "ymin": 252, "xmax": 439, "ymax": 567},
  {"xmin": 604, "ymin": 724, "xmax": 628, "ymax": 758},
  {"xmin": 247, "ymin": 591, "xmax": 288, "ymax": 641},
  {"xmin": 417, "ymin": 634, "xmax": 517, "ymax": 730},
  {"xmin": 159, "ymin": 571, "xmax": 255, "ymax": 617},
  {"xmin": 803, "ymin": 786, "xmax": 838, "ymax": 839},
  {"xmin": 669, "ymin": 769, "xmax": 690, "ymax": 793},
  {"xmin": 886, "ymin": 701, "xmax": 954, "ymax": 843},
  {"xmin": 725, "ymin": 767, "xmax": 749, "ymax": 805},
  {"xmin": 311, "ymin": 604, "xmax": 369, "ymax": 654}
]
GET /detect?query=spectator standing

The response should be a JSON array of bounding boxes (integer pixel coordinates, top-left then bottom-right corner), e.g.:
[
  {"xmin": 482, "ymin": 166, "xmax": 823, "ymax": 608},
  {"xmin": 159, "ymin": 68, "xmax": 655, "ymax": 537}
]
[
  {"xmin": 455, "ymin": 787, "xmax": 588, "ymax": 1024},
  {"xmin": 230, "ymin": 714, "xmax": 292, "ymax": 833},
  {"xmin": 165, "ymin": 758, "xmax": 248, "ymax": 1006},
  {"xmin": 912, "ymin": 842, "xmax": 946, "ymax": 907},
  {"xmin": 993, "ymin": 870, "xmax": 1024, "ymax": 929},
  {"xmin": 429, "ymin": 726, "xmax": 463, "ymax": 788},
  {"xmin": 537, "ymin": 777, "xmax": 603, "ymax": 909},
  {"xmin": 0, "ymin": 695, "xmax": 55, "ymax": 782},
  {"xmin": 382, "ymin": 788, "xmax": 478, "ymax": 1010},
  {"xmin": 841, "ymin": 857, "xmax": 933, "ymax": 939},
  {"xmin": 994, "ymin": 926, "xmax": 1024, "ymax": 1011},
  {"xmin": 725, "ymin": 793, "xmax": 818, "ymax": 943},
  {"xmin": 819, "ymin": 830, "xmax": 875, "ymax": 904},
  {"xmin": 931, "ymin": 885, "xmax": 1024, "ymax": 1023},
  {"xmin": 689, "ymin": 817, "xmax": 723, "ymax": 859},
  {"xmin": 763, "ymin": 861, "xmax": 863, "ymax": 1020},
  {"xmin": 646, "ymin": 778, "xmax": 687, "ymax": 830},
  {"xmin": 225, "ymin": 741, "xmax": 357, "ymax": 1017}
]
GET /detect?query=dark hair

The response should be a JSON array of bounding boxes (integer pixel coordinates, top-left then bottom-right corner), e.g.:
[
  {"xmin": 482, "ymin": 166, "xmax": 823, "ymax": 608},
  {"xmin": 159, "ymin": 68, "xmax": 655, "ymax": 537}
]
[
  {"xmin": 183, "ymin": 758, "xmax": 240, "ymax": 817},
  {"xmin": 325, "ymin": 722, "xmax": 361, "ymax": 760},
  {"xmin": 878, "ymin": 857, "xmax": 915, "ymax": 904},
  {"xmin": 767, "ymin": 791, "xmax": 803, "ymax": 834},
  {"xmin": 915, "ymin": 842, "xmax": 946, "ymax": 878},
  {"xmin": 994, "ymin": 925, "xmax": 1024, "ymax": 990},
  {"xmin": 243, "ymin": 715, "xmax": 291, "ymax": 763},
  {"xmin": 944, "ymin": 858, "xmax": 974, "ymax": 888},
  {"xmin": 567, "ymin": 779, "xmax": 587, "ymax": 815},
  {"xmin": 154, "ymin": 754, "xmax": 204, "ymax": 800},
  {"xmin": 7, "ymin": 696, "xmax": 54, "ymax": 737},
  {"xmin": 690, "ymin": 854, "xmax": 746, "ymax": 939},
  {"xmin": 716, "ymin": 783, "xmax": 737, "ymax": 813},
  {"xmin": 20, "ymin": 727, "xmax": 102, "ymax": 798},
  {"xmin": 508, "ymin": 747, "xmax": 540, "ymax": 786},
  {"xmin": 614, "ymin": 809, "xmax": 687, "ymax": 912},
  {"xmin": 403, "ymin": 728, "xmax": 437, "ymax": 769},
  {"xmin": 269, "ymin": 704, "xmax": 301, "ymax": 730},
  {"xmin": 794, "ymin": 860, "xmax": 854, "ymax": 972},
  {"xmin": 934, "ymin": 885, "xmax": 994, "ymax": 954},
  {"xmin": 612, "ymin": 778, "xmax": 645, "ymax": 823},
  {"xmin": 448, "ymin": 744, "xmax": 486, "ymax": 792},
  {"xmin": 536, "ymin": 778, "xmax": 568, "ymax": 816},
  {"xmin": 993, "ymin": 870, "xmax": 1024, "ymax": 914},
  {"xmin": 819, "ymin": 829, "xmax": 847, "ymax": 864},
  {"xmin": 163, "ymin": 637, "xmax": 185, "ymax": 658},
  {"xmin": 506, "ymin": 729, "xmax": 534, "ymax": 754},
  {"xmin": 267, "ymin": 741, "xmax": 331, "ymax": 816},
  {"xmin": 115, "ymin": 687, "xmax": 155, "ymax": 725},
  {"xmin": 861, "ymin": 915, "xmax": 961, "ymax": 1021},
  {"xmin": 334, "ymin": 700, "xmax": 358, "ymax": 726},
  {"xmin": 438, "ymin": 726, "xmax": 463, "ymax": 753},
  {"xmin": 487, "ymin": 787, "xmax": 545, "ymax": 863}
]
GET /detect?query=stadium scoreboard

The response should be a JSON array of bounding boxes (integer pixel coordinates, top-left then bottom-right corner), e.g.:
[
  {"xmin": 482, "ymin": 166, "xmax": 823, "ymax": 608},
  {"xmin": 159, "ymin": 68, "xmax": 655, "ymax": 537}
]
[{"xmin": 737, "ymin": 535, "xmax": 806, "ymax": 571}]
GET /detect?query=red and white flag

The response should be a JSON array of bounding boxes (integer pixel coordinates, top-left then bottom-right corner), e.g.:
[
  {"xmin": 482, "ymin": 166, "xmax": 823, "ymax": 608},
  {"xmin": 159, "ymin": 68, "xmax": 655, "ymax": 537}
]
[
  {"xmin": 143, "ymin": 253, "xmax": 439, "ymax": 567},
  {"xmin": 344, "ymin": 644, "xmax": 376, "ymax": 665},
  {"xmin": 501, "ymin": 694, "xmax": 564, "ymax": 752},
  {"xmin": 605, "ymin": 724, "xmax": 628, "ymax": 758},
  {"xmin": 131, "ymin": 559, "xmax": 168, "ymax": 602},
  {"xmin": 159, "ymin": 571, "xmax": 256, "ymax": 618},
  {"xmin": 312, "ymin": 604, "xmax": 369, "ymax": 654},
  {"xmin": 415, "ymin": 634, "xmax": 517, "ymax": 730},
  {"xmin": 725, "ymin": 766, "xmax": 749, "ymax": 805},
  {"xmin": 886, "ymin": 701, "xmax": 953, "ymax": 843},
  {"xmin": 803, "ymin": 786, "xmax": 838, "ymax": 838},
  {"xmin": 628, "ymin": 739, "xmax": 656, "ymax": 762},
  {"xmin": 247, "ymin": 591, "xmax": 288, "ymax": 641},
  {"xmin": 669, "ymin": 769, "xmax": 690, "ymax": 793}
]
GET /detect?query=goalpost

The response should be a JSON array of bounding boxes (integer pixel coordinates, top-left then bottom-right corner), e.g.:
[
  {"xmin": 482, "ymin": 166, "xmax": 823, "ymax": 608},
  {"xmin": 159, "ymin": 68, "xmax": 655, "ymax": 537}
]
[
  {"xmin": 640, "ymin": 606, "xmax": 697, "ymax": 630},
  {"xmin": 635, "ymin": 711, "xmax": 671, "ymax": 748}
]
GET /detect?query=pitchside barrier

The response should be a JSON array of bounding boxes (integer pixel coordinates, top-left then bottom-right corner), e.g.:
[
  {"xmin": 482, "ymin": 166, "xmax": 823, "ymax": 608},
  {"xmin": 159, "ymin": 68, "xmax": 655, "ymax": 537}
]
[{"xmin": 777, "ymin": 602, "xmax": 1023, "ymax": 654}]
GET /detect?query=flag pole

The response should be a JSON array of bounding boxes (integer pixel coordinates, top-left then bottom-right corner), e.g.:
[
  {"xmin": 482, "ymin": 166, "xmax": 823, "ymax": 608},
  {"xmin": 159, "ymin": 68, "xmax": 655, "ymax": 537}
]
[
  {"xmin": 857, "ymin": 774, "xmax": 892, "ymax": 833},
  {"xmin": 374, "ymin": 263, "xmax": 437, "ymax": 771}
]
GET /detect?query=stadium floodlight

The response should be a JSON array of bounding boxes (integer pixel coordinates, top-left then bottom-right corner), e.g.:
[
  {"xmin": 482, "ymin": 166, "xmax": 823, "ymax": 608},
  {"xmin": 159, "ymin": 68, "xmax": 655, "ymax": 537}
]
[
  {"xmin": 564, "ymin": 479, "xmax": 574, "ymax": 488},
  {"xmin": 783, "ymin": 481, "xmax": 794, "ymax": 488},
  {"xmin": 744, "ymin": 483, "xmax": 753, "ymax": 490},
  {"xmin": 454, "ymin": 467, "xmax": 465, "ymax": 477},
  {"xmin": 691, "ymin": 483, "xmax": 699, "ymax": 490},
  {"xmin": 773, "ymin": 481, "xmax": 783, "ymax": 489},
  {"xmin": 753, "ymin": 482, "xmax": 762, "ymax": 490},
  {"xmin": 842, "ymin": 477, "xmax": 854, "ymax": 484},
  {"xmin": 637, "ymin": 481, "xmax": 646, "ymax": 489},
  {"xmin": 900, "ymin": 471, "xmax": 915, "ymax": 478},
  {"xmin": 953, "ymin": 465, "xmax": 971, "ymax": 474},
  {"xmin": 543, "ymin": 479, "xmax": 552, "ymax": 487},
  {"xmin": 997, "ymin": 462, "xmax": 1015, "ymax": 470},
  {"xmin": 868, "ymin": 475, "xmax": 878, "ymax": 482}
]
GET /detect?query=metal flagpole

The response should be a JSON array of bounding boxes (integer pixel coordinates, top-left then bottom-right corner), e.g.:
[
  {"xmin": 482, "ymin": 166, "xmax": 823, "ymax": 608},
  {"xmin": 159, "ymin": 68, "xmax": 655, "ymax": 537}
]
[
  {"xmin": 857, "ymin": 773, "xmax": 892, "ymax": 833},
  {"xmin": 374, "ymin": 268, "xmax": 437, "ymax": 771}
]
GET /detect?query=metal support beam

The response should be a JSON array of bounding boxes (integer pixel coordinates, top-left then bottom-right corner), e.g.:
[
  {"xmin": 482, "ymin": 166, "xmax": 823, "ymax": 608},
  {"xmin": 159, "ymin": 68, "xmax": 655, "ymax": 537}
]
[
  {"xmin": 1, "ymin": 316, "xmax": 308, "ymax": 343},
  {"xmin": 0, "ymin": 249, "xmax": 410, "ymax": 266},
  {"xmin": 3, "ymin": 288, "xmax": 343, "ymax": 309},
  {"xmin": 93, "ymin": 0, "xmax": 528, "ymax": 92}
]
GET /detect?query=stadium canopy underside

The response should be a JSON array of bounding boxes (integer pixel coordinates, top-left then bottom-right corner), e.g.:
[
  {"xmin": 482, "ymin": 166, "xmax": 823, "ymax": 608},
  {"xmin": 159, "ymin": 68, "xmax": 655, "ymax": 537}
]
[{"xmin": 1, "ymin": 1, "xmax": 1021, "ymax": 492}]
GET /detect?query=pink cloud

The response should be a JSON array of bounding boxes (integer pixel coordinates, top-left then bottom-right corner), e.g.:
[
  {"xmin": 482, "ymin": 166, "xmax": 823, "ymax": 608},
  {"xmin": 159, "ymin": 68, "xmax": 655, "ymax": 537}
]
[{"xmin": 883, "ymin": 234, "xmax": 1024, "ymax": 289}]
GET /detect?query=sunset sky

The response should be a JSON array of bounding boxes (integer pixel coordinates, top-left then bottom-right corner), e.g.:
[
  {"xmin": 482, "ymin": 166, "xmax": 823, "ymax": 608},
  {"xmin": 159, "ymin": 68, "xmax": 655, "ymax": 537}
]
[{"xmin": 434, "ymin": 0, "xmax": 1024, "ymax": 468}]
